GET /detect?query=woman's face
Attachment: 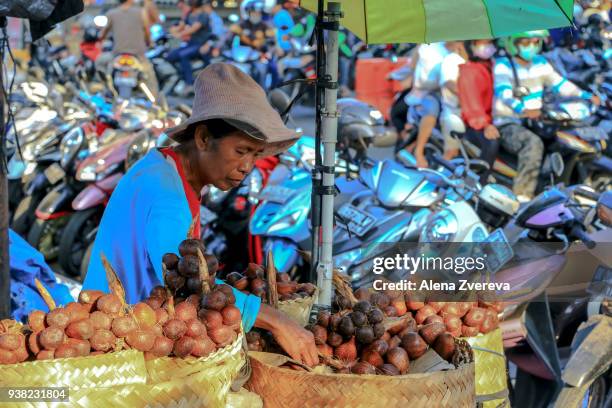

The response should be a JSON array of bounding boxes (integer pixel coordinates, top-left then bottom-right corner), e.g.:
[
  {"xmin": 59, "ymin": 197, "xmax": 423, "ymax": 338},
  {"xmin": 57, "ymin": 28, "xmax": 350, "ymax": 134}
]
[{"xmin": 197, "ymin": 129, "xmax": 266, "ymax": 191}]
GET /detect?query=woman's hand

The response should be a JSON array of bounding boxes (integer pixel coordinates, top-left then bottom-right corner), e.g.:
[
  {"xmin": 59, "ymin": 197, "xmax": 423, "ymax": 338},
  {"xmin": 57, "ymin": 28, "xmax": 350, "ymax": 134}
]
[
  {"xmin": 484, "ymin": 124, "xmax": 500, "ymax": 140},
  {"xmin": 254, "ymin": 304, "xmax": 318, "ymax": 366}
]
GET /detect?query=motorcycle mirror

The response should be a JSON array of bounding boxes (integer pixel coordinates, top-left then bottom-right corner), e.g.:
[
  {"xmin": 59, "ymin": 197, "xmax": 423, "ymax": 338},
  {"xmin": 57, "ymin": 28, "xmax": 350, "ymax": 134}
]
[
  {"xmin": 550, "ymin": 152, "xmax": 565, "ymax": 178},
  {"xmin": 372, "ymin": 128, "xmax": 398, "ymax": 148},
  {"xmin": 268, "ymin": 89, "xmax": 292, "ymax": 116}
]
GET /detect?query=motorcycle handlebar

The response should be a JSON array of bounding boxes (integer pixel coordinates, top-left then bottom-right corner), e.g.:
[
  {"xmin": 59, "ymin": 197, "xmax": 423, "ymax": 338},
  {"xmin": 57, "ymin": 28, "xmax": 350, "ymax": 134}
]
[
  {"xmin": 430, "ymin": 154, "xmax": 457, "ymax": 173},
  {"xmin": 570, "ymin": 224, "xmax": 596, "ymax": 249},
  {"xmin": 573, "ymin": 186, "xmax": 600, "ymax": 202}
]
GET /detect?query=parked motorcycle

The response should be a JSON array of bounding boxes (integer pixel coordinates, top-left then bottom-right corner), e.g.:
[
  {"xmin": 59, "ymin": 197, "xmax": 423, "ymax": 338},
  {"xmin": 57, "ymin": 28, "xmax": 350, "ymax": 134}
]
[
  {"xmin": 27, "ymin": 98, "xmax": 154, "ymax": 264},
  {"xmin": 11, "ymin": 91, "xmax": 115, "ymax": 236},
  {"xmin": 494, "ymin": 186, "xmax": 611, "ymax": 407},
  {"xmin": 110, "ymin": 54, "xmax": 155, "ymax": 102}
]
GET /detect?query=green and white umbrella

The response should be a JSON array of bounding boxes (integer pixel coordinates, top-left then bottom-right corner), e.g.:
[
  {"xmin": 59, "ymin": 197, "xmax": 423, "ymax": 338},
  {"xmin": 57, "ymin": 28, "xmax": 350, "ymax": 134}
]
[{"xmin": 299, "ymin": 0, "xmax": 574, "ymax": 43}]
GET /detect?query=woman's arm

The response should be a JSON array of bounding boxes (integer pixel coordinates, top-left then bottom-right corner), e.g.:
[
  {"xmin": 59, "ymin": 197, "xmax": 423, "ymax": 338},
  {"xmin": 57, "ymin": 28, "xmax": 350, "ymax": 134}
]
[{"xmin": 255, "ymin": 303, "xmax": 318, "ymax": 366}]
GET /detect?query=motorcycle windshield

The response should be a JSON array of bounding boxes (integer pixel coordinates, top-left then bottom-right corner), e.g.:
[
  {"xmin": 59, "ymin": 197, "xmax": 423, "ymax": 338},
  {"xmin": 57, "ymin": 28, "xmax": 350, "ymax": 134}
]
[{"xmin": 360, "ymin": 159, "xmax": 438, "ymax": 208}]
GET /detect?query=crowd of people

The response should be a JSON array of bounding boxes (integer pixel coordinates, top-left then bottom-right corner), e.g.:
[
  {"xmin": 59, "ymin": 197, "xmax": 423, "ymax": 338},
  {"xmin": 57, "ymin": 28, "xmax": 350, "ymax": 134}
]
[
  {"xmin": 70, "ymin": 0, "xmax": 612, "ymax": 202},
  {"xmin": 391, "ymin": 0, "xmax": 609, "ymax": 201}
]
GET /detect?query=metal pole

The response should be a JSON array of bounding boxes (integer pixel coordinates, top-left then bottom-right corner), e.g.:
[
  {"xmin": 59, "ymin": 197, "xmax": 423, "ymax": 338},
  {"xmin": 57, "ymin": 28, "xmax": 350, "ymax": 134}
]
[
  {"xmin": 309, "ymin": 0, "xmax": 325, "ymax": 283},
  {"xmin": 0, "ymin": 16, "xmax": 11, "ymax": 318},
  {"xmin": 316, "ymin": 2, "xmax": 341, "ymax": 307}
]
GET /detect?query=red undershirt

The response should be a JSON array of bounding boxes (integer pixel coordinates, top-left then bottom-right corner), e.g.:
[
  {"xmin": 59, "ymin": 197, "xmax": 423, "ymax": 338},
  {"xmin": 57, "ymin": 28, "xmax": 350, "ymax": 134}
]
[{"xmin": 160, "ymin": 148, "xmax": 201, "ymax": 238}]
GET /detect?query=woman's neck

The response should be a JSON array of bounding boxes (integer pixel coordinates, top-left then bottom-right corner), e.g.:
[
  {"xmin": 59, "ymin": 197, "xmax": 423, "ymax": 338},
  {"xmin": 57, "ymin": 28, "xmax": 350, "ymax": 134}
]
[{"xmin": 174, "ymin": 148, "xmax": 204, "ymax": 196}]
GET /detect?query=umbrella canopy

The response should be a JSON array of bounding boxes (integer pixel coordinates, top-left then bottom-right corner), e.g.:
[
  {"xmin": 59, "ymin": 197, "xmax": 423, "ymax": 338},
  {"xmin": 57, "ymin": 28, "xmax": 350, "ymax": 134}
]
[{"xmin": 298, "ymin": 0, "xmax": 574, "ymax": 44}]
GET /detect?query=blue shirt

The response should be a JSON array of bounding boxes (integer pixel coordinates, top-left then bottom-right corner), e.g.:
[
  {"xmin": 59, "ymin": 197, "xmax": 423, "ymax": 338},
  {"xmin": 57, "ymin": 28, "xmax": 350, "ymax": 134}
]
[{"xmin": 83, "ymin": 149, "xmax": 261, "ymax": 331}]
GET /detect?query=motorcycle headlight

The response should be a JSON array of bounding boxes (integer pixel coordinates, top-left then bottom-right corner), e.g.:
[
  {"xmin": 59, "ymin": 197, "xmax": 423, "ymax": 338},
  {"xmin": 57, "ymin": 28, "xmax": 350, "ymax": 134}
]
[
  {"xmin": 126, "ymin": 132, "xmax": 151, "ymax": 168},
  {"xmin": 420, "ymin": 210, "xmax": 458, "ymax": 243},
  {"xmin": 77, "ymin": 163, "xmax": 97, "ymax": 181},
  {"xmin": 60, "ymin": 127, "xmax": 84, "ymax": 168},
  {"xmin": 77, "ymin": 161, "xmax": 120, "ymax": 182}
]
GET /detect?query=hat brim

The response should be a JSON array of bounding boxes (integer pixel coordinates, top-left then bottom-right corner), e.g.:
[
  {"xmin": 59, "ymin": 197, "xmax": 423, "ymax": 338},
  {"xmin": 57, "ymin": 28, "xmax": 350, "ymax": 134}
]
[{"xmin": 166, "ymin": 115, "xmax": 301, "ymax": 157}]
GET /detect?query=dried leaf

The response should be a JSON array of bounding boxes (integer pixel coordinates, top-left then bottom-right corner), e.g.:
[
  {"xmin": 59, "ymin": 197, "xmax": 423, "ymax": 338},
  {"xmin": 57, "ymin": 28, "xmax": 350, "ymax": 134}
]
[
  {"xmin": 101, "ymin": 253, "xmax": 128, "ymax": 314},
  {"xmin": 166, "ymin": 295, "xmax": 175, "ymax": 318},
  {"xmin": 266, "ymin": 251, "xmax": 279, "ymax": 309},
  {"xmin": 187, "ymin": 214, "xmax": 199, "ymax": 239},
  {"xmin": 197, "ymin": 248, "xmax": 211, "ymax": 295},
  {"xmin": 332, "ymin": 270, "xmax": 357, "ymax": 306},
  {"xmin": 34, "ymin": 278, "xmax": 57, "ymax": 311}
]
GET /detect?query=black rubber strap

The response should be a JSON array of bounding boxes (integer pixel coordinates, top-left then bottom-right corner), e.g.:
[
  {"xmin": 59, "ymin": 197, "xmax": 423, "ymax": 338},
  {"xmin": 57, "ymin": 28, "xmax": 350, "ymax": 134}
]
[
  {"xmin": 314, "ymin": 185, "xmax": 337, "ymax": 195},
  {"xmin": 321, "ymin": 165, "xmax": 335, "ymax": 174},
  {"xmin": 319, "ymin": 21, "xmax": 340, "ymax": 31},
  {"xmin": 317, "ymin": 79, "xmax": 338, "ymax": 89}
]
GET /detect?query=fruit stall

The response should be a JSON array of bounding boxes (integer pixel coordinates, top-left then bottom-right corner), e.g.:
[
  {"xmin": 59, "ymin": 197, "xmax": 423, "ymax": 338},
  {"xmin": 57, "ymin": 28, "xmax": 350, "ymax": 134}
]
[{"xmin": 0, "ymin": 231, "xmax": 515, "ymax": 407}]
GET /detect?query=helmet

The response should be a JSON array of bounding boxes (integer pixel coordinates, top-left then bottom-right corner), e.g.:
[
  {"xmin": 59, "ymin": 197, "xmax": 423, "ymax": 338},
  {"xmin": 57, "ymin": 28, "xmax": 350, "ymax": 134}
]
[
  {"xmin": 337, "ymin": 98, "xmax": 395, "ymax": 161},
  {"xmin": 504, "ymin": 30, "xmax": 549, "ymax": 56},
  {"xmin": 83, "ymin": 26, "xmax": 99, "ymax": 43},
  {"xmin": 243, "ymin": 0, "xmax": 265, "ymax": 14},
  {"xmin": 477, "ymin": 184, "xmax": 519, "ymax": 228}
]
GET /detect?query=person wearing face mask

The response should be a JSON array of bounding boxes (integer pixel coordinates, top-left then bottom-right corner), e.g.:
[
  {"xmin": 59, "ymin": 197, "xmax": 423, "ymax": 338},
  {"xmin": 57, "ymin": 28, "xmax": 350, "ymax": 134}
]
[
  {"xmin": 83, "ymin": 63, "xmax": 318, "ymax": 366},
  {"xmin": 457, "ymin": 39, "xmax": 500, "ymax": 183},
  {"xmin": 230, "ymin": 1, "xmax": 275, "ymax": 87},
  {"xmin": 493, "ymin": 30, "xmax": 600, "ymax": 201}
]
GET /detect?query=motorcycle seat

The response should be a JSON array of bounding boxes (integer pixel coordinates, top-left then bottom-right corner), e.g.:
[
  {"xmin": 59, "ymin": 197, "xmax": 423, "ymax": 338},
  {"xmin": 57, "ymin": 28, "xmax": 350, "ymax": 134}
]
[{"xmin": 494, "ymin": 241, "xmax": 566, "ymax": 303}]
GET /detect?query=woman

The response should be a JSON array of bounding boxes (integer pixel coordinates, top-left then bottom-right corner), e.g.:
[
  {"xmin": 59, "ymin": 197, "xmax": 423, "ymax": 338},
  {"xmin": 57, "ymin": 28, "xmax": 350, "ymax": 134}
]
[
  {"xmin": 83, "ymin": 63, "xmax": 317, "ymax": 366},
  {"xmin": 457, "ymin": 39, "xmax": 500, "ymax": 183}
]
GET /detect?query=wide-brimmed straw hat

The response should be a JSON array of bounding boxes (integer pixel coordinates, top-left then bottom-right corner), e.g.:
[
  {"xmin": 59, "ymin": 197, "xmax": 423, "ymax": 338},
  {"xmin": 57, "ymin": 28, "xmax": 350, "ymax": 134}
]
[{"xmin": 166, "ymin": 63, "xmax": 300, "ymax": 156}]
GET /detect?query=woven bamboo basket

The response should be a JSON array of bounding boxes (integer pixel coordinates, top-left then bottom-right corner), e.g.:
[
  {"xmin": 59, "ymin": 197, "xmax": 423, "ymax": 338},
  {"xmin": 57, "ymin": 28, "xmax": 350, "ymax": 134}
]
[
  {"xmin": 0, "ymin": 333, "xmax": 245, "ymax": 408},
  {"xmin": 246, "ymin": 351, "xmax": 475, "ymax": 408},
  {"xmin": 461, "ymin": 328, "xmax": 508, "ymax": 407},
  {"xmin": 276, "ymin": 288, "xmax": 318, "ymax": 327},
  {"xmin": 227, "ymin": 388, "xmax": 264, "ymax": 408}
]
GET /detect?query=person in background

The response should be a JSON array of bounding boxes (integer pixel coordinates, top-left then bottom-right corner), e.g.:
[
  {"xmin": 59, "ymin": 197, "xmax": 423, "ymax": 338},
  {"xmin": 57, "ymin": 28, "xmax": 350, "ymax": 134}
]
[
  {"xmin": 438, "ymin": 41, "xmax": 468, "ymax": 160},
  {"xmin": 100, "ymin": 0, "xmax": 159, "ymax": 98},
  {"xmin": 457, "ymin": 39, "xmax": 500, "ymax": 183},
  {"xmin": 199, "ymin": 1, "xmax": 226, "ymax": 63},
  {"xmin": 167, "ymin": 0, "xmax": 211, "ymax": 91},
  {"xmin": 83, "ymin": 63, "xmax": 317, "ymax": 366},
  {"xmin": 231, "ymin": 0, "xmax": 275, "ymax": 87},
  {"xmin": 401, "ymin": 42, "xmax": 452, "ymax": 168},
  {"xmin": 493, "ymin": 30, "xmax": 600, "ymax": 201},
  {"xmin": 142, "ymin": 0, "xmax": 160, "ymax": 25},
  {"xmin": 204, "ymin": 1, "xmax": 227, "ymax": 39},
  {"xmin": 176, "ymin": 0, "xmax": 192, "ymax": 21}
]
